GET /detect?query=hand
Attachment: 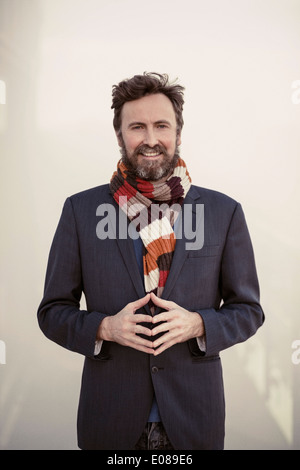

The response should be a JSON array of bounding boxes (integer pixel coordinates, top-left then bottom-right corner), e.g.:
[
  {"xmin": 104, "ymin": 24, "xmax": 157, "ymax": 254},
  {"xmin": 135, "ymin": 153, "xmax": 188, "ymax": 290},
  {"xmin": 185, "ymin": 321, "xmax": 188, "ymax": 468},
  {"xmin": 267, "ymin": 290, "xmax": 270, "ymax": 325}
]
[
  {"xmin": 97, "ymin": 294, "xmax": 155, "ymax": 354},
  {"xmin": 150, "ymin": 292, "xmax": 205, "ymax": 356}
]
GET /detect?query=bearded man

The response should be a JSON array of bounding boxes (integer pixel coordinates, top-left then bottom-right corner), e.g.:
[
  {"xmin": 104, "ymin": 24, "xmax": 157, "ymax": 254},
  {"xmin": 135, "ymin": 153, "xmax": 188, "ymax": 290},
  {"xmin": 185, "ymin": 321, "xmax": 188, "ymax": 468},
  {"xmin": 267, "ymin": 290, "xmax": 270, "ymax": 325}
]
[{"xmin": 38, "ymin": 72, "xmax": 264, "ymax": 450}]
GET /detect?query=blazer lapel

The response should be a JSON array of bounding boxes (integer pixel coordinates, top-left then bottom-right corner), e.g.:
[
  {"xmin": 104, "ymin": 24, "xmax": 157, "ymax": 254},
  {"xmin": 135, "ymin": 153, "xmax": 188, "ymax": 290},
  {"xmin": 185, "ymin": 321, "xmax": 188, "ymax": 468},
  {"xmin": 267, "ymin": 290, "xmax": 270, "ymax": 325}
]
[
  {"xmin": 105, "ymin": 192, "xmax": 150, "ymax": 310},
  {"xmin": 116, "ymin": 237, "xmax": 147, "ymax": 300},
  {"xmin": 161, "ymin": 186, "xmax": 202, "ymax": 301}
]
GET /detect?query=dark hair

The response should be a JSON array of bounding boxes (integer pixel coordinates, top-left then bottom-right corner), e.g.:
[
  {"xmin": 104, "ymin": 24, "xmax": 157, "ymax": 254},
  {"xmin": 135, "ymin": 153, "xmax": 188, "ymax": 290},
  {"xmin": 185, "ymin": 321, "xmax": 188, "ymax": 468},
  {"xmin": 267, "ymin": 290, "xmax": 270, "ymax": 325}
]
[{"xmin": 111, "ymin": 72, "xmax": 185, "ymax": 134}]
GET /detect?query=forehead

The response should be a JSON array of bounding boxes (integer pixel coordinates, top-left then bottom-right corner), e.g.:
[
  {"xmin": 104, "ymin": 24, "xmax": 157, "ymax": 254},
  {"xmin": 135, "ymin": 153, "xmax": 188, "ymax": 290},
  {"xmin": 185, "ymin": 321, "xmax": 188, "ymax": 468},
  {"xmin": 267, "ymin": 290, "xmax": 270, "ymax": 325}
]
[{"xmin": 121, "ymin": 93, "xmax": 176, "ymax": 126}]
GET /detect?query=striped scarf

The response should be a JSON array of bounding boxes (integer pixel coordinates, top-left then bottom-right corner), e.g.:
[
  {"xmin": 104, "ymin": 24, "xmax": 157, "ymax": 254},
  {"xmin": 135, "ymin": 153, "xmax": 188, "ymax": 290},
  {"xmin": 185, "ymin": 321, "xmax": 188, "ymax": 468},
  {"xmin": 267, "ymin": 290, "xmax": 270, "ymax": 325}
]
[{"xmin": 110, "ymin": 158, "xmax": 191, "ymax": 300}]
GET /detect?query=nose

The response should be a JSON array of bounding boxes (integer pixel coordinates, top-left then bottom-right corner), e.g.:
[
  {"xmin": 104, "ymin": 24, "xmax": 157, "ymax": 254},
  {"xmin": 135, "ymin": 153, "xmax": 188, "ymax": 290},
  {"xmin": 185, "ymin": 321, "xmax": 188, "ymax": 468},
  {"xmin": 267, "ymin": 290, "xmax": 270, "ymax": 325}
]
[{"xmin": 143, "ymin": 128, "xmax": 158, "ymax": 147}]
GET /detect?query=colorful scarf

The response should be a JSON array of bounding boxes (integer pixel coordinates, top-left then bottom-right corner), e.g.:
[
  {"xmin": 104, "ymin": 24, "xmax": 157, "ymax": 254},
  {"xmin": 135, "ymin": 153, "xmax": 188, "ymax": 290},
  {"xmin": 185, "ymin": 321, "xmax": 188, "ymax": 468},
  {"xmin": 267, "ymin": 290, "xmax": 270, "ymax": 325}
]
[{"xmin": 110, "ymin": 158, "xmax": 191, "ymax": 300}]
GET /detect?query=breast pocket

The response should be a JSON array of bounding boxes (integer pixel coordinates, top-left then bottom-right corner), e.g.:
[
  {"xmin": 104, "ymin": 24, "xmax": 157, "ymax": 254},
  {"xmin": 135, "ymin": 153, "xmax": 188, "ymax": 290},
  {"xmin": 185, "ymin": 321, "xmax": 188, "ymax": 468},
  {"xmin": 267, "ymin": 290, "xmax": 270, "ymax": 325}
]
[
  {"xmin": 172, "ymin": 245, "xmax": 221, "ymax": 309},
  {"xmin": 187, "ymin": 244, "xmax": 220, "ymax": 258}
]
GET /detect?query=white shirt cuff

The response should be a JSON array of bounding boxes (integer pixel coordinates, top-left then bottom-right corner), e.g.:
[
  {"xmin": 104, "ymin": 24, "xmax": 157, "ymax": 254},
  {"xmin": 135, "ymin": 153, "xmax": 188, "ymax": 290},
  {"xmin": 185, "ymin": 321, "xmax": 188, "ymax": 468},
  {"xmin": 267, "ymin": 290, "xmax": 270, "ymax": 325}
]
[
  {"xmin": 196, "ymin": 335, "xmax": 206, "ymax": 352},
  {"xmin": 94, "ymin": 340, "xmax": 103, "ymax": 355}
]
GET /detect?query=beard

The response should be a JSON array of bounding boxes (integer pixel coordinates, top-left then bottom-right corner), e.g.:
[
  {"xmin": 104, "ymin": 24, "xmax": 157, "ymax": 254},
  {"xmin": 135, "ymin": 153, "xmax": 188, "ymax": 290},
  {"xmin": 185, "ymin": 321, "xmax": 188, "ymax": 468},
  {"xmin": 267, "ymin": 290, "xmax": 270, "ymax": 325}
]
[{"xmin": 119, "ymin": 139, "xmax": 180, "ymax": 182}]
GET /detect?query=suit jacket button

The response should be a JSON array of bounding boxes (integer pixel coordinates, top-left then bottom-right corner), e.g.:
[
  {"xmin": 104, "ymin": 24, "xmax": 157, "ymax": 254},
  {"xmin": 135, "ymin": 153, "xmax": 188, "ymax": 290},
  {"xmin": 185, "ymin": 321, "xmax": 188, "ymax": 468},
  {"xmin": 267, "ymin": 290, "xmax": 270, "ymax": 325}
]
[{"xmin": 151, "ymin": 366, "xmax": 159, "ymax": 373}]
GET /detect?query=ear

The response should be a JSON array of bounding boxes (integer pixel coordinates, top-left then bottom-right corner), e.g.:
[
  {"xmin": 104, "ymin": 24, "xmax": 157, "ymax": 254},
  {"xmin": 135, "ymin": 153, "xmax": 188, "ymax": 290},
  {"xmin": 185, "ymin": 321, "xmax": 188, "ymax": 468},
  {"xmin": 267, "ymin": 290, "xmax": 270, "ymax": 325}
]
[
  {"xmin": 115, "ymin": 130, "xmax": 123, "ymax": 147},
  {"xmin": 176, "ymin": 131, "xmax": 182, "ymax": 147}
]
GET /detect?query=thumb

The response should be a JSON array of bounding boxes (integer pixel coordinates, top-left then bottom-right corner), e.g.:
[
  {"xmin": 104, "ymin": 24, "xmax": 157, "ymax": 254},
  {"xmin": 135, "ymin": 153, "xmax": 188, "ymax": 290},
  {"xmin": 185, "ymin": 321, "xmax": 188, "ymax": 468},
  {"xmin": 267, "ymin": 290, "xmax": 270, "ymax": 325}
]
[
  {"xmin": 132, "ymin": 293, "xmax": 151, "ymax": 310},
  {"xmin": 150, "ymin": 292, "xmax": 172, "ymax": 310}
]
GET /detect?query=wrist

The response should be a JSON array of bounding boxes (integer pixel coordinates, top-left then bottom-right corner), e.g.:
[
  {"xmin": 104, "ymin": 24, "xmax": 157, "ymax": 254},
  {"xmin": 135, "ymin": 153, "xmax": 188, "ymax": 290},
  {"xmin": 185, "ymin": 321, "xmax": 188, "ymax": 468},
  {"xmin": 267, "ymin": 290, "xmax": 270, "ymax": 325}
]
[
  {"xmin": 96, "ymin": 316, "xmax": 111, "ymax": 341},
  {"xmin": 193, "ymin": 312, "xmax": 205, "ymax": 337}
]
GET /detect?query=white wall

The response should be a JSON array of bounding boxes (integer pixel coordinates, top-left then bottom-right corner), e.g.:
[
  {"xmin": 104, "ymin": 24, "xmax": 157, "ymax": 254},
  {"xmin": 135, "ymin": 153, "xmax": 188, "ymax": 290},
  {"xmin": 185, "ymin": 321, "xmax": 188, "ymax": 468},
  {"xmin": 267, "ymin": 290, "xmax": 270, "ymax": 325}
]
[{"xmin": 0, "ymin": 0, "xmax": 300, "ymax": 449}]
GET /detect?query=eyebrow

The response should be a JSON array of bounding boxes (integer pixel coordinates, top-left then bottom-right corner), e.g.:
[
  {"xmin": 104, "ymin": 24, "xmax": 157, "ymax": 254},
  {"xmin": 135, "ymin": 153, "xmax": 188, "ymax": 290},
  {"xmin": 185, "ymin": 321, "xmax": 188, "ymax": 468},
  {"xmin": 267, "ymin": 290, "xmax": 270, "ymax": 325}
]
[{"xmin": 127, "ymin": 120, "xmax": 171, "ymax": 129}]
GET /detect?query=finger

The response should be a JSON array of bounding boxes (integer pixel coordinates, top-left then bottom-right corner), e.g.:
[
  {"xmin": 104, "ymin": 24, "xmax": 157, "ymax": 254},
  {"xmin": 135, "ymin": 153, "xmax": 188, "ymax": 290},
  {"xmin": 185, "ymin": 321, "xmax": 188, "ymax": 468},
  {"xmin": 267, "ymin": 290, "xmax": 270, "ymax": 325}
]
[
  {"xmin": 134, "ymin": 313, "xmax": 153, "ymax": 324},
  {"xmin": 152, "ymin": 331, "xmax": 174, "ymax": 350},
  {"xmin": 153, "ymin": 336, "xmax": 176, "ymax": 355},
  {"xmin": 127, "ymin": 335, "xmax": 155, "ymax": 354},
  {"xmin": 151, "ymin": 321, "xmax": 170, "ymax": 337},
  {"xmin": 138, "ymin": 345, "xmax": 155, "ymax": 354},
  {"xmin": 153, "ymin": 342, "xmax": 171, "ymax": 356},
  {"xmin": 152, "ymin": 311, "xmax": 172, "ymax": 324},
  {"xmin": 150, "ymin": 292, "xmax": 174, "ymax": 310},
  {"xmin": 128, "ymin": 341, "xmax": 155, "ymax": 354},
  {"xmin": 135, "ymin": 324, "xmax": 153, "ymax": 337},
  {"xmin": 131, "ymin": 294, "xmax": 151, "ymax": 311}
]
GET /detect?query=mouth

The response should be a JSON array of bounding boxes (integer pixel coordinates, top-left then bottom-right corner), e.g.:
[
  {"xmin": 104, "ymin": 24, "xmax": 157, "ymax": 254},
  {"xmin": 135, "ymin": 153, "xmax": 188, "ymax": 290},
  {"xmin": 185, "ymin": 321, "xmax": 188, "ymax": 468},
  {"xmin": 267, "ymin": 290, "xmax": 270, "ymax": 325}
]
[{"xmin": 139, "ymin": 150, "xmax": 162, "ymax": 158}]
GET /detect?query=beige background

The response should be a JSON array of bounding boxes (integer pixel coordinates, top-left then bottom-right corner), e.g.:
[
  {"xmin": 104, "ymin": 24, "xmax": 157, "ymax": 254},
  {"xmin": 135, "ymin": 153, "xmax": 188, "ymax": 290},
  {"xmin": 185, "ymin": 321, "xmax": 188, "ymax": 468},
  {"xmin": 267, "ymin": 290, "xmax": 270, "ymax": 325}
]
[{"xmin": 0, "ymin": 0, "xmax": 300, "ymax": 449}]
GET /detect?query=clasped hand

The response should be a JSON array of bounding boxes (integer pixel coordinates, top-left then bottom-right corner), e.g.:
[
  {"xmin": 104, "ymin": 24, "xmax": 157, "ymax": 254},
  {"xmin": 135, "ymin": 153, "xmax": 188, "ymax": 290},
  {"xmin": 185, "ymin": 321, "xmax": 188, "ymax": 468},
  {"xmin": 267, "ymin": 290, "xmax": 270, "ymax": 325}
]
[{"xmin": 97, "ymin": 293, "xmax": 205, "ymax": 356}]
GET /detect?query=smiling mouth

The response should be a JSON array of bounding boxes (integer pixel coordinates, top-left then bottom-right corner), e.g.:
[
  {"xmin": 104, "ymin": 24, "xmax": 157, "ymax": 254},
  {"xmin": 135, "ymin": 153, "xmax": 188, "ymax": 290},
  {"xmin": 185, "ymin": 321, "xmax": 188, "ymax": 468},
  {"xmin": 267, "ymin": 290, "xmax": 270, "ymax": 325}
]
[{"xmin": 140, "ymin": 150, "xmax": 162, "ymax": 158}]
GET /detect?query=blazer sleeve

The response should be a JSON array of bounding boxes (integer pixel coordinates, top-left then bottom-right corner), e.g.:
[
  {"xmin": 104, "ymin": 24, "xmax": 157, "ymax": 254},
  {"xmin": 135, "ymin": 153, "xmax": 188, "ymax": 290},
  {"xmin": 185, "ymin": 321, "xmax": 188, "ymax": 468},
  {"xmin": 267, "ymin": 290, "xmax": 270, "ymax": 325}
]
[
  {"xmin": 198, "ymin": 202, "xmax": 264, "ymax": 355},
  {"xmin": 37, "ymin": 198, "xmax": 106, "ymax": 358}
]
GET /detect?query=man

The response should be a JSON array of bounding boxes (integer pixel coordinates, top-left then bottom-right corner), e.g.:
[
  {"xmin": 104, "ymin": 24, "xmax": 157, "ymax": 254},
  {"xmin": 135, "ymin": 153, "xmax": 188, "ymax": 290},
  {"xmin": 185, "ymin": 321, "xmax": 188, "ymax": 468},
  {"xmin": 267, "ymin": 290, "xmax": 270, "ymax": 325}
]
[{"xmin": 37, "ymin": 72, "xmax": 264, "ymax": 450}]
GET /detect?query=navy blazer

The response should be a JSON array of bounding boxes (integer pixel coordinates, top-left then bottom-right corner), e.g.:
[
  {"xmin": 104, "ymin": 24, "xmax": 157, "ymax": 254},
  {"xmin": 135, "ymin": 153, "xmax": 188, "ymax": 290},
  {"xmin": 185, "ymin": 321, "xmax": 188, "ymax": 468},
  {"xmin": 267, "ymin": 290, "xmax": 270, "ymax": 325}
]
[{"xmin": 37, "ymin": 184, "xmax": 264, "ymax": 450}]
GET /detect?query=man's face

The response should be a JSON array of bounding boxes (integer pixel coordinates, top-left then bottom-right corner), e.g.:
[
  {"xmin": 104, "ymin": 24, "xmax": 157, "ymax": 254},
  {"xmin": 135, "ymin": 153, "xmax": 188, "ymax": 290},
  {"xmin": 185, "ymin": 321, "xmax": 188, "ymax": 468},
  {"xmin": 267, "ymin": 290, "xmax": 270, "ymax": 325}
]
[{"xmin": 116, "ymin": 93, "xmax": 181, "ymax": 182}]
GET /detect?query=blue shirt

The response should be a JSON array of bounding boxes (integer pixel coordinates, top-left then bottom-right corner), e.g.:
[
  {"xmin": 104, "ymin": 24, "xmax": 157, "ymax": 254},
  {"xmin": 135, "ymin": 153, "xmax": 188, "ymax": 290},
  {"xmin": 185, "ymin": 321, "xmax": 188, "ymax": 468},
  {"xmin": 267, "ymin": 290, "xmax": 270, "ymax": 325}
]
[{"xmin": 132, "ymin": 235, "xmax": 161, "ymax": 423}]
